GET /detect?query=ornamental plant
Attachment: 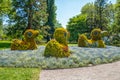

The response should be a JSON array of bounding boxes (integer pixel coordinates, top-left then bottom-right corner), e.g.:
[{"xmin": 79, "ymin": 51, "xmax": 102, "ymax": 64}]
[
  {"xmin": 44, "ymin": 28, "xmax": 70, "ymax": 57},
  {"xmin": 78, "ymin": 28, "xmax": 107, "ymax": 48},
  {"xmin": 0, "ymin": 46, "xmax": 120, "ymax": 69},
  {"xmin": 11, "ymin": 29, "xmax": 39, "ymax": 50}
]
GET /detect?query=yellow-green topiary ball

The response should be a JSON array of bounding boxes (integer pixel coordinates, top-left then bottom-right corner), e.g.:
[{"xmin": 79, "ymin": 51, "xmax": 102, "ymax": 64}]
[{"xmin": 44, "ymin": 28, "xmax": 70, "ymax": 57}]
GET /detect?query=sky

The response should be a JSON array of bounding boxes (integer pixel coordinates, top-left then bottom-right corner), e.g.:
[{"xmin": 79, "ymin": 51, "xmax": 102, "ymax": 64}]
[{"xmin": 55, "ymin": 0, "xmax": 116, "ymax": 28}]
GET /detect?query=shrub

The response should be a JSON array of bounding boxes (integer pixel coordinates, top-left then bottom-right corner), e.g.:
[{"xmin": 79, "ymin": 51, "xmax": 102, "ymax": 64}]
[
  {"xmin": 0, "ymin": 41, "xmax": 11, "ymax": 49},
  {"xmin": 11, "ymin": 29, "xmax": 39, "ymax": 50},
  {"xmin": 44, "ymin": 28, "xmax": 70, "ymax": 57},
  {"xmin": 78, "ymin": 28, "xmax": 106, "ymax": 48}
]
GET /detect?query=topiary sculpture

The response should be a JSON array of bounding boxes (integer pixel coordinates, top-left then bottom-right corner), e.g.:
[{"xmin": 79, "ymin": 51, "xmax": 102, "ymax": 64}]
[
  {"xmin": 11, "ymin": 29, "xmax": 39, "ymax": 50},
  {"xmin": 44, "ymin": 28, "xmax": 70, "ymax": 57},
  {"xmin": 78, "ymin": 28, "xmax": 108, "ymax": 48}
]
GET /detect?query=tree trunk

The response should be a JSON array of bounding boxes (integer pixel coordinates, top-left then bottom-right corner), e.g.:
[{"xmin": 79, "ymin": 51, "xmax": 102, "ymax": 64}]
[
  {"xmin": 22, "ymin": 1, "xmax": 33, "ymax": 34},
  {"xmin": 46, "ymin": 35, "xmax": 50, "ymax": 42}
]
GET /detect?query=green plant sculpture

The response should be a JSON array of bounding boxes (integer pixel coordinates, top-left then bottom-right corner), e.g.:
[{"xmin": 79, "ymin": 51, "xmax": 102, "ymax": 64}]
[
  {"xmin": 44, "ymin": 28, "xmax": 70, "ymax": 57},
  {"xmin": 11, "ymin": 29, "xmax": 39, "ymax": 50},
  {"xmin": 78, "ymin": 28, "xmax": 108, "ymax": 48}
]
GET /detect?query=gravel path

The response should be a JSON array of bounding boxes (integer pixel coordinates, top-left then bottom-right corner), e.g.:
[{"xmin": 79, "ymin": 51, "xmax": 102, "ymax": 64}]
[{"xmin": 40, "ymin": 61, "xmax": 120, "ymax": 80}]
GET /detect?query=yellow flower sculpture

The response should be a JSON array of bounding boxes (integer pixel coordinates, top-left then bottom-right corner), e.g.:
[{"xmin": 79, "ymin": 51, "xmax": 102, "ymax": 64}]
[
  {"xmin": 78, "ymin": 28, "xmax": 108, "ymax": 48},
  {"xmin": 11, "ymin": 29, "xmax": 39, "ymax": 50},
  {"xmin": 44, "ymin": 28, "xmax": 70, "ymax": 57}
]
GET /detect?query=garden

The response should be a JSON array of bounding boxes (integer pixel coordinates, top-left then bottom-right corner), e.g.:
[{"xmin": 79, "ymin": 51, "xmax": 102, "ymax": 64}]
[{"xmin": 0, "ymin": 0, "xmax": 120, "ymax": 80}]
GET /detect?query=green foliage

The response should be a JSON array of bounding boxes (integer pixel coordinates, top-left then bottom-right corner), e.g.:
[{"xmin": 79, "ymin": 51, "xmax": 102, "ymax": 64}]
[
  {"xmin": 6, "ymin": 0, "xmax": 48, "ymax": 39},
  {"xmin": 36, "ymin": 34, "xmax": 43, "ymax": 44},
  {"xmin": 0, "ymin": 20, "xmax": 3, "ymax": 37},
  {"xmin": 44, "ymin": 28, "xmax": 70, "ymax": 57},
  {"xmin": 45, "ymin": 0, "xmax": 57, "ymax": 41},
  {"xmin": 44, "ymin": 40, "xmax": 70, "ymax": 57},
  {"xmin": 113, "ymin": 0, "xmax": 120, "ymax": 33},
  {"xmin": 54, "ymin": 28, "xmax": 68, "ymax": 46},
  {"xmin": 107, "ymin": 0, "xmax": 120, "ymax": 46},
  {"xmin": 0, "ymin": 0, "xmax": 12, "ymax": 39},
  {"xmin": 54, "ymin": 21, "xmax": 62, "ymax": 28},
  {"xmin": 0, "ymin": 0, "xmax": 11, "ymax": 14},
  {"xmin": 67, "ymin": 14, "xmax": 88, "ymax": 42},
  {"xmin": 78, "ymin": 34, "xmax": 88, "ymax": 47},
  {"xmin": 11, "ymin": 29, "xmax": 39, "ymax": 50},
  {"xmin": 81, "ymin": 3, "xmax": 95, "ymax": 15},
  {"xmin": 0, "ymin": 41, "xmax": 11, "ymax": 49},
  {"xmin": 67, "ymin": 1, "xmax": 114, "ymax": 43},
  {"xmin": 83, "ymin": 0, "xmax": 114, "ymax": 31},
  {"xmin": 94, "ymin": 0, "xmax": 111, "ymax": 30},
  {"xmin": 0, "ymin": 67, "xmax": 40, "ymax": 80},
  {"xmin": 78, "ymin": 28, "xmax": 106, "ymax": 48}
]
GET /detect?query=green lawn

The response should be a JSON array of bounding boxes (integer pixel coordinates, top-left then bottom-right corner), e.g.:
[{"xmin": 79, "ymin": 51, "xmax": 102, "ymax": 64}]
[
  {"xmin": 0, "ymin": 41, "xmax": 11, "ymax": 49},
  {"xmin": 0, "ymin": 67, "xmax": 40, "ymax": 80},
  {"xmin": 68, "ymin": 43, "xmax": 77, "ymax": 46}
]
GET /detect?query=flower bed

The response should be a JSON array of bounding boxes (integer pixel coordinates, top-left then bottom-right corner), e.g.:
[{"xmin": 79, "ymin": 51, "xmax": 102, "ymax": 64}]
[{"xmin": 0, "ymin": 46, "xmax": 120, "ymax": 69}]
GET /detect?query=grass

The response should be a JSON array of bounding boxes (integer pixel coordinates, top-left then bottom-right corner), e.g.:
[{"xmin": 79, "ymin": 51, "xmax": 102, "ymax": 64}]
[
  {"xmin": 0, "ymin": 67, "xmax": 40, "ymax": 80},
  {"xmin": 68, "ymin": 43, "xmax": 77, "ymax": 46},
  {"xmin": 0, "ymin": 41, "xmax": 11, "ymax": 49},
  {"xmin": 0, "ymin": 41, "xmax": 41, "ymax": 80},
  {"xmin": 0, "ymin": 40, "xmax": 78, "ymax": 49}
]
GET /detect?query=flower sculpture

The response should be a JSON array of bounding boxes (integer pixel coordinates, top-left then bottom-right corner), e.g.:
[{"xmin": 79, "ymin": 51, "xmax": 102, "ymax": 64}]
[
  {"xmin": 78, "ymin": 28, "xmax": 108, "ymax": 48},
  {"xmin": 44, "ymin": 28, "xmax": 70, "ymax": 57},
  {"xmin": 11, "ymin": 29, "xmax": 39, "ymax": 50}
]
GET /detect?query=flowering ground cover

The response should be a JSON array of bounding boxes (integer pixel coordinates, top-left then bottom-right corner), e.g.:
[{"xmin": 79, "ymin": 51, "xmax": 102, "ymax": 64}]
[{"xmin": 0, "ymin": 46, "xmax": 120, "ymax": 69}]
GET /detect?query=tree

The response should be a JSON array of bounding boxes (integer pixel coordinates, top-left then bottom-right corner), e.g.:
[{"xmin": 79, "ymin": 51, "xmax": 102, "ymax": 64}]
[
  {"xmin": 0, "ymin": 17, "xmax": 3, "ymax": 37},
  {"xmin": 6, "ymin": 0, "xmax": 48, "ymax": 38},
  {"xmin": 0, "ymin": 0, "xmax": 12, "ymax": 39},
  {"xmin": 67, "ymin": 14, "xmax": 88, "ymax": 42},
  {"xmin": 113, "ymin": 0, "xmax": 120, "ymax": 34},
  {"xmin": 45, "ymin": 0, "xmax": 57, "ymax": 42},
  {"xmin": 81, "ymin": 3, "xmax": 95, "ymax": 14},
  {"xmin": 83, "ymin": 1, "xmax": 114, "ymax": 31},
  {"xmin": 81, "ymin": 3, "xmax": 95, "ymax": 31},
  {"xmin": 54, "ymin": 21, "xmax": 62, "ymax": 28},
  {"xmin": 94, "ymin": 0, "xmax": 111, "ymax": 30},
  {"xmin": 0, "ymin": 0, "xmax": 11, "ymax": 14}
]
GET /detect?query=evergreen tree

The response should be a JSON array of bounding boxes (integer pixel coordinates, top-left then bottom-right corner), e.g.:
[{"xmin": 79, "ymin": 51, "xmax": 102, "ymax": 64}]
[
  {"xmin": 45, "ymin": 0, "xmax": 56, "ymax": 42},
  {"xmin": 94, "ymin": 0, "xmax": 110, "ymax": 30},
  {"xmin": 82, "ymin": 3, "xmax": 95, "ymax": 31}
]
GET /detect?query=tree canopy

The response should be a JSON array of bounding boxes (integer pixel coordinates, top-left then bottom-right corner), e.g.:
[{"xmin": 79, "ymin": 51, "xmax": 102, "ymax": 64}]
[
  {"xmin": 6, "ymin": 0, "xmax": 48, "ymax": 38},
  {"xmin": 67, "ymin": 14, "xmax": 88, "ymax": 42},
  {"xmin": 67, "ymin": 1, "xmax": 115, "ymax": 42}
]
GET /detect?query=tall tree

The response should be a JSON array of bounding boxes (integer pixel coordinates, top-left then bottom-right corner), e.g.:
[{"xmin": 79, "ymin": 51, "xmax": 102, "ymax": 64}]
[
  {"xmin": 7, "ymin": 0, "xmax": 48, "ymax": 38},
  {"xmin": 0, "ymin": 0, "xmax": 11, "ymax": 38},
  {"xmin": 0, "ymin": 17, "xmax": 3, "ymax": 37},
  {"xmin": 94, "ymin": 0, "xmax": 111, "ymax": 30},
  {"xmin": 113, "ymin": 0, "xmax": 120, "ymax": 33},
  {"xmin": 45, "ymin": 0, "xmax": 56, "ymax": 41},
  {"xmin": 81, "ymin": 3, "xmax": 95, "ymax": 31}
]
